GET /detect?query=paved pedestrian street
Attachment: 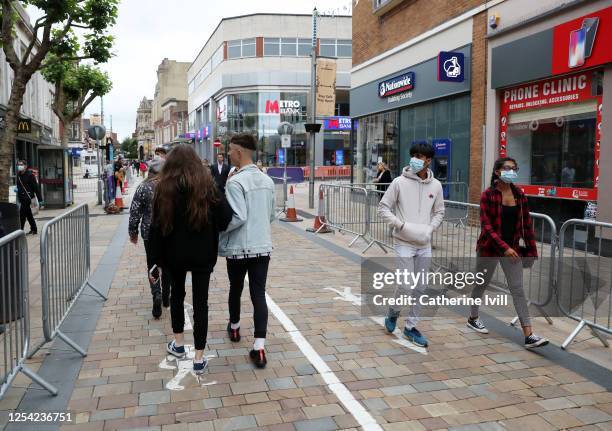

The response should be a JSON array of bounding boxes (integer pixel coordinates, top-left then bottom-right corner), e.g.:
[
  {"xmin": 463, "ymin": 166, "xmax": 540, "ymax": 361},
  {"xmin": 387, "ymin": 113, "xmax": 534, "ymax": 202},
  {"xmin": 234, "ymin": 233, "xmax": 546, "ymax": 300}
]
[{"xmin": 42, "ymin": 217, "xmax": 611, "ymax": 431}]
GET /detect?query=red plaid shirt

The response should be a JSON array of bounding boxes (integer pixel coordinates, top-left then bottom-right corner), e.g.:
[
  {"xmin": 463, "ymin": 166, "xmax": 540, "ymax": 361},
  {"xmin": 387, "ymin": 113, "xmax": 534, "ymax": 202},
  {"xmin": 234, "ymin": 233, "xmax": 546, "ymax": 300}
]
[{"xmin": 476, "ymin": 184, "xmax": 538, "ymax": 257}]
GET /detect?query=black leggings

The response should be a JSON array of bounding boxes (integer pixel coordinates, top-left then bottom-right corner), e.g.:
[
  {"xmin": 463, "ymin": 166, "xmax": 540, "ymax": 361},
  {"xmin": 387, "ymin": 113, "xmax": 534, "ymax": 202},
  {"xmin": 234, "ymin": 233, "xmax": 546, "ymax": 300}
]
[
  {"xmin": 227, "ymin": 256, "xmax": 270, "ymax": 339},
  {"xmin": 168, "ymin": 269, "xmax": 211, "ymax": 351}
]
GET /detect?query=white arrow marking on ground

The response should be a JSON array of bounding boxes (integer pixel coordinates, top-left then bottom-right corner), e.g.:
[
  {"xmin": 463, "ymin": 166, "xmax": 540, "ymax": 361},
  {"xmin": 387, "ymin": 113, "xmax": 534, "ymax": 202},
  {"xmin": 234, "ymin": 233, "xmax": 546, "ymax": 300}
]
[
  {"xmin": 158, "ymin": 302, "xmax": 216, "ymax": 390},
  {"xmin": 323, "ymin": 287, "xmax": 427, "ymax": 355}
]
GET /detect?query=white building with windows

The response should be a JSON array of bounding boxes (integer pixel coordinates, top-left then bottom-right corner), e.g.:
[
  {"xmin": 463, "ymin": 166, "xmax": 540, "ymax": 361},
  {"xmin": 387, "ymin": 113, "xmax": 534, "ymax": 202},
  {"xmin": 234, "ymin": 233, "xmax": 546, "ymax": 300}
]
[{"xmin": 187, "ymin": 13, "xmax": 351, "ymax": 167}]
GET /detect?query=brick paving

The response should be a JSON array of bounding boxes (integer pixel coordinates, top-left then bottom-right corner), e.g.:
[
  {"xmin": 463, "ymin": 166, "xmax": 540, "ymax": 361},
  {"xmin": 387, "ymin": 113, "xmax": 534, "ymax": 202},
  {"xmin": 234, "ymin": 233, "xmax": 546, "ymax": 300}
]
[{"xmin": 49, "ymin": 220, "xmax": 612, "ymax": 431}]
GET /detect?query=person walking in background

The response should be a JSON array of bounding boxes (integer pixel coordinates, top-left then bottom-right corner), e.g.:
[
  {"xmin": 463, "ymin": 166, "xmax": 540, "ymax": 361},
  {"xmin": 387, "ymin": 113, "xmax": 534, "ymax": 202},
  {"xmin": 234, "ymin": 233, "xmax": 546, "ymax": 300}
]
[
  {"xmin": 468, "ymin": 157, "xmax": 549, "ymax": 349},
  {"xmin": 378, "ymin": 143, "xmax": 445, "ymax": 348},
  {"xmin": 129, "ymin": 158, "xmax": 171, "ymax": 319},
  {"xmin": 139, "ymin": 160, "xmax": 148, "ymax": 178},
  {"xmin": 211, "ymin": 153, "xmax": 231, "ymax": 193},
  {"xmin": 219, "ymin": 133, "xmax": 275, "ymax": 369},
  {"xmin": 372, "ymin": 161, "xmax": 392, "ymax": 193},
  {"xmin": 148, "ymin": 145, "xmax": 233, "ymax": 374},
  {"xmin": 15, "ymin": 160, "xmax": 42, "ymax": 235}
]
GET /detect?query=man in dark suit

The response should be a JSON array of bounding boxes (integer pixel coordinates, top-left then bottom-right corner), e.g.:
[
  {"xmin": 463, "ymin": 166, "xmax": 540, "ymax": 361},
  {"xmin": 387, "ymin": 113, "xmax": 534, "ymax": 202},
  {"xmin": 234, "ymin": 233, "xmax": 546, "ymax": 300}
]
[{"xmin": 211, "ymin": 153, "xmax": 231, "ymax": 193}]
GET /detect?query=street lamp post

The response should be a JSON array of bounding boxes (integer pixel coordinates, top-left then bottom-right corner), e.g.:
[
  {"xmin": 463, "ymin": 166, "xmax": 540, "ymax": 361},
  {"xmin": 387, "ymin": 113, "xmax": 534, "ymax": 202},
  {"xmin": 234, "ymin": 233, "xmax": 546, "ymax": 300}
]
[{"xmin": 308, "ymin": 7, "xmax": 318, "ymax": 209}]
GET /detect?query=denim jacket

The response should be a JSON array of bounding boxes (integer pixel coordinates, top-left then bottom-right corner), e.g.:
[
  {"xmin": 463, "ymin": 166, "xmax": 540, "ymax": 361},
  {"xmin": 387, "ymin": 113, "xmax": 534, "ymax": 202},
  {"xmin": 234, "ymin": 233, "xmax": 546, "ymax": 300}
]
[{"xmin": 219, "ymin": 164, "xmax": 275, "ymax": 257}]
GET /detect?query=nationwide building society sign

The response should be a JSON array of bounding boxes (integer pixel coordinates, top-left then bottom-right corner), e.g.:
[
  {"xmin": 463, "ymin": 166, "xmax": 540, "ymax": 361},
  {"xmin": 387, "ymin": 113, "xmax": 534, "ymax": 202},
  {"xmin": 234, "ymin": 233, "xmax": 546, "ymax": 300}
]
[{"xmin": 378, "ymin": 72, "xmax": 415, "ymax": 102}]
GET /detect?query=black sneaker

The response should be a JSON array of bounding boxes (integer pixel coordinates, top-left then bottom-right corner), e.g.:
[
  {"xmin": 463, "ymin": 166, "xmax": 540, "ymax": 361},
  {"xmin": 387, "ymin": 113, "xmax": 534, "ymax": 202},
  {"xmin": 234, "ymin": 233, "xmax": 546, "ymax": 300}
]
[
  {"xmin": 467, "ymin": 318, "xmax": 489, "ymax": 334},
  {"xmin": 166, "ymin": 340, "xmax": 186, "ymax": 358},
  {"xmin": 525, "ymin": 333, "xmax": 549, "ymax": 349},
  {"xmin": 152, "ymin": 294, "xmax": 162, "ymax": 319},
  {"xmin": 249, "ymin": 349, "xmax": 267, "ymax": 369},
  {"xmin": 227, "ymin": 322, "xmax": 240, "ymax": 342},
  {"xmin": 193, "ymin": 358, "xmax": 208, "ymax": 375},
  {"xmin": 28, "ymin": 230, "xmax": 37, "ymax": 235},
  {"xmin": 162, "ymin": 292, "xmax": 170, "ymax": 308}
]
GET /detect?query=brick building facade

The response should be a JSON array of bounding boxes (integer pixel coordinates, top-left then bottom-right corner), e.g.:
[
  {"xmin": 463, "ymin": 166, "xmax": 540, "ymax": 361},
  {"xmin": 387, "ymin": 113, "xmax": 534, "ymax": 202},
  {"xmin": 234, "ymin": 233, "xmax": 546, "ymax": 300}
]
[{"xmin": 351, "ymin": 0, "xmax": 492, "ymax": 203}]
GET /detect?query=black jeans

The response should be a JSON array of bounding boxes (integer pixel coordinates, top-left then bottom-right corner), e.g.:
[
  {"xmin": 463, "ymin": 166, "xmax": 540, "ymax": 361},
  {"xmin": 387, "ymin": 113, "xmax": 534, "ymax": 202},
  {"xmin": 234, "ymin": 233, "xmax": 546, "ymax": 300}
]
[
  {"xmin": 168, "ymin": 268, "xmax": 211, "ymax": 351},
  {"xmin": 143, "ymin": 240, "xmax": 171, "ymax": 298},
  {"xmin": 227, "ymin": 256, "xmax": 270, "ymax": 339},
  {"xmin": 19, "ymin": 199, "xmax": 37, "ymax": 233}
]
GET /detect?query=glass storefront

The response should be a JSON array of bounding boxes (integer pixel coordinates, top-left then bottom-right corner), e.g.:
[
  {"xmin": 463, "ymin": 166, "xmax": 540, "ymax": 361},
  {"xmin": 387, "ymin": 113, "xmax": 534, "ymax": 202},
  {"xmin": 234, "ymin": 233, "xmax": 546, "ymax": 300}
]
[
  {"xmin": 506, "ymin": 101, "xmax": 597, "ymax": 189},
  {"xmin": 352, "ymin": 94, "xmax": 470, "ymax": 186},
  {"xmin": 215, "ymin": 90, "xmax": 349, "ymax": 167},
  {"xmin": 353, "ymin": 111, "xmax": 399, "ymax": 183}
]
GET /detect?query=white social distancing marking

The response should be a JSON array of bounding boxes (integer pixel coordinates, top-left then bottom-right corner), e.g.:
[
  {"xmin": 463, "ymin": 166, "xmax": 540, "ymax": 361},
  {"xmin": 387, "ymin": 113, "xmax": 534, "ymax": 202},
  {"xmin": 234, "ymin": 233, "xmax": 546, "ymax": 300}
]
[
  {"xmin": 158, "ymin": 302, "xmax": 216, "ymax": 390},
  {"xmin": 324, "ymin": 287, "xmax": 427, "ymax": 355},
  {"xmin": 265, "ymin": 291, "xmax": 383, "ymax": 431}
]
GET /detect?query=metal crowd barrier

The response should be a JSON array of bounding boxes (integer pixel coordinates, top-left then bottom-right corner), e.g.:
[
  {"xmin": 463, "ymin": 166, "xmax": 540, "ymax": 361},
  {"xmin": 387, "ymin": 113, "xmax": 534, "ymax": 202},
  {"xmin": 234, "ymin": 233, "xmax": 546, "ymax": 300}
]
[
  {"xmin": 28, "ymin": 204, "xmax": 107, "ymax": 359},
  {"xmin": 1, "ymin": 231, "xmax": 57, "ymax": 399},
  {"xmin": 557, "ymin": 219, "xmax": 611, "ymax": 349},
  {"xmin": 319, "ymin": 183, "xmax": 369, "ymax": 246}
]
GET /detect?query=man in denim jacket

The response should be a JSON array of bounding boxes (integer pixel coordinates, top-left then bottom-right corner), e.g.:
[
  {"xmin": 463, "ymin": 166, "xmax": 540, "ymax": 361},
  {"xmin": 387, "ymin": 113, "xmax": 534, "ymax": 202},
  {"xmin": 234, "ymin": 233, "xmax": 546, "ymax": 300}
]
[{"xmin": 219, "ymin": 133, "xmax": 275, "ymax": 368}]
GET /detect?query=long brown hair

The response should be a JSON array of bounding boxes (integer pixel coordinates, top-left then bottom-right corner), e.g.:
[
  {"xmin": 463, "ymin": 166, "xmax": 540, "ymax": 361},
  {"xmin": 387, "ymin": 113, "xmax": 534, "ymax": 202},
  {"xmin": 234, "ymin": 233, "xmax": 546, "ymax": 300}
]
[{"xmin": 153, "ymin": 145, "xmax": 218, "ymax": 235}]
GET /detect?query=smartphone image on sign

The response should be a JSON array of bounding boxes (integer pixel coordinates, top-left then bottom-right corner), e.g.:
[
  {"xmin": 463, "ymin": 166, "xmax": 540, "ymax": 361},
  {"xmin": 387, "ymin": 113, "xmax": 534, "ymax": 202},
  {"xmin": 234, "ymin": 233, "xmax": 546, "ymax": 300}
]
[
  {"xmin": 569, "ymin": 27, "xmax": 586, "ymax": 68},
  {"xmin": 581, "ymin": 17, "xmax": 599, "ymax": 58}
]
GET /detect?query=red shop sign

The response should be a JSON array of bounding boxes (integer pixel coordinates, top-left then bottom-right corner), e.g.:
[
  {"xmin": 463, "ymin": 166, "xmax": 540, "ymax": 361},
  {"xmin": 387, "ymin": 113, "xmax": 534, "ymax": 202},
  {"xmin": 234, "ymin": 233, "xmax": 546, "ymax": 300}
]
[
  {"xmin": 552, "ymin": 6, "xmax": 612, "ymax": 75},
  {"xmin": 499, "ymin": 70, "xmax": 602, "ymax": 202}
]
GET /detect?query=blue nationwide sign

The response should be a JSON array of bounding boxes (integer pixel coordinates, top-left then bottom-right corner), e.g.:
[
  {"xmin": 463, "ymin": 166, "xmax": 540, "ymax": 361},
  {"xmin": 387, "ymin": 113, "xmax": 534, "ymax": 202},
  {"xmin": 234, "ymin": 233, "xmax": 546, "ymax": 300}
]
[{"xmin": 378, "ymin": 72, "xmax": 415, "ymax": 98}]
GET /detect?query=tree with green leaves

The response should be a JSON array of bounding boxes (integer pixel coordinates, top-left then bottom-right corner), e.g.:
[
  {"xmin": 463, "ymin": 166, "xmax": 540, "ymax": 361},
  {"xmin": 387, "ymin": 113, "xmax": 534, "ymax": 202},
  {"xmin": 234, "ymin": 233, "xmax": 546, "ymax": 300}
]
[
  {"xmin": 0, "ymin": 0, "xmax": 118, "ymax": 202},
  {"xmin": 120, "ymin": 137, "xmax": 137, "ymax": 159},
  {"xmin": 42, "ymin": 55, "xmax": 112, "ymax": 146}
]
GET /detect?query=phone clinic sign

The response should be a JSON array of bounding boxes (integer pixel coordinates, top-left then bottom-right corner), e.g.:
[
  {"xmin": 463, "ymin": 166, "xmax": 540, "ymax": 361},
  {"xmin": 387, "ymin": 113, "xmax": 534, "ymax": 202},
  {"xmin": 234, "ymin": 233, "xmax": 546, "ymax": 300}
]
[{"xmin": 378, "ymin": 72, "xmax": 415, "ymax": 98}]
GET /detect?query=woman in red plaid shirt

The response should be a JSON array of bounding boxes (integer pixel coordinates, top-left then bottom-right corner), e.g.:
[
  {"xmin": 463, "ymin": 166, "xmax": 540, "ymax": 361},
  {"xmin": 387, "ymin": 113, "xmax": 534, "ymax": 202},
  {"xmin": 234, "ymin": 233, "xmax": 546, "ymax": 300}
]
[{"xmin": 468, "ymin": 157, "xmax": 549, "ymax": 349}]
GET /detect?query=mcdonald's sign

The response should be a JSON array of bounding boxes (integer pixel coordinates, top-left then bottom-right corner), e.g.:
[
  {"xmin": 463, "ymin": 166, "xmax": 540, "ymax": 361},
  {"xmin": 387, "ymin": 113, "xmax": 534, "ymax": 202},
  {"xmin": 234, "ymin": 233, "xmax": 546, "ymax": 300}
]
[{"xmin": 17, "ymin": 119, "xmax": 31, "ymax": 133}]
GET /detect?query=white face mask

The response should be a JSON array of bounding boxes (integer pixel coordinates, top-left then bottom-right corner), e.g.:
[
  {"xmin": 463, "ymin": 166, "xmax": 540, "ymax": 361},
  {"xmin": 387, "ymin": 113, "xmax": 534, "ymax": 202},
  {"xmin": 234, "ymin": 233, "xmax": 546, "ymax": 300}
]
[{"xmin": 17, "ymin": 165, "xmax": 25, "ymax": 172}]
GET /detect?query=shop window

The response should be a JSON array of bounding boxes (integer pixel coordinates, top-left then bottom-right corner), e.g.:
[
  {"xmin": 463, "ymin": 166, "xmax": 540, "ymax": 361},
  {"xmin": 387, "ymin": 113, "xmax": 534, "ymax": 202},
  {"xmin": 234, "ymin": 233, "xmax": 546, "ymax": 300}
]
[
  {"xmin": 354, "ymin": 111, "xmax": 399, "ymax": 183},
  {"xmin": 506, "ymin": 100, "xmax": 596, "ymax": 189}
]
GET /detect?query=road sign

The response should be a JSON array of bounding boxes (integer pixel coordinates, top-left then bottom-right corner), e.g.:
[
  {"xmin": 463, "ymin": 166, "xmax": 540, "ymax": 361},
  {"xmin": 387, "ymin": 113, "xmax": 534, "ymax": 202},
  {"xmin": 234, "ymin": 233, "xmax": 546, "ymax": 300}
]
[
  {"xmin": 281, "ymin": 135, "xmax": 291, "ymax": 148},
  {"xmin": 87, "ymin": 125, "xmax": 106, "ymax": 140}
]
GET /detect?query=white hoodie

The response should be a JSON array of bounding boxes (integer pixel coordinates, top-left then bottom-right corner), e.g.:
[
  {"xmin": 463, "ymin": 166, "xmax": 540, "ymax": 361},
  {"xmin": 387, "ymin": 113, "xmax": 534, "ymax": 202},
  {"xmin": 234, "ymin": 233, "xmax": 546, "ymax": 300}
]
[{"xmin": 377, "ymin": 167, "xmax": 445, "ymax": 247}]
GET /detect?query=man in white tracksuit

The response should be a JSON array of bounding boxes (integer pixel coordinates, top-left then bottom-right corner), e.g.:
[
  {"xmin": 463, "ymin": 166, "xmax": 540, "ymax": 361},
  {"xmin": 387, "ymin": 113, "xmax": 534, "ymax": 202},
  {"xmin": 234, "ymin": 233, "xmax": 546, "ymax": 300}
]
[{"xmin": 377, "ymin": 142, "xmax": 445, "ymax": 348}]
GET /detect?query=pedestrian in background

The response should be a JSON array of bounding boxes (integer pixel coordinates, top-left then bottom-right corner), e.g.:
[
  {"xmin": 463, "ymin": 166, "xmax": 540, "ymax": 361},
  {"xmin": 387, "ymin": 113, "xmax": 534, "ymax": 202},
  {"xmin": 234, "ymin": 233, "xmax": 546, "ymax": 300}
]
[
  {"xmin": 149, "ymin": 145, "xmax": 233, "ymax": 374},
  {"xmin": 211, "ymin": 153, "xmax": 231, "ymax": 193},
  {"xmin": 129, "ymin": 158, "xmax": 171, "ymax": 319},
  {"xmin": 220, "ymin": 133, "xmax": 275, "ymax": 369},
  {"xmin": 378, "ymin": 143, "xmax": 445, "ymax": 348},
  {"xmin": 139, "ymin": 160, "xmax": 148, "ymax": 178},
  {"xmin": 15, "ymin": 160, "xmax": 42, "ymax": 235},
  {"xmin": 469, "ymin": 157, "xmax": 549, "ymax": 349},
  {"xmin": 372, "ymin": 161, "xmax": 392, "ymax": 193}
]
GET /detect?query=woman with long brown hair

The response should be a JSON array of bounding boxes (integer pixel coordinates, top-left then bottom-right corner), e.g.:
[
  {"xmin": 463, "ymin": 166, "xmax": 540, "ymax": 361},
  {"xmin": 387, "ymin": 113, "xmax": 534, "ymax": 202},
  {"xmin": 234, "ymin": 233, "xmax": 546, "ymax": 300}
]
[{"xmin": 148, "ymin": 145, "xmax": 233, "ymax": 374}]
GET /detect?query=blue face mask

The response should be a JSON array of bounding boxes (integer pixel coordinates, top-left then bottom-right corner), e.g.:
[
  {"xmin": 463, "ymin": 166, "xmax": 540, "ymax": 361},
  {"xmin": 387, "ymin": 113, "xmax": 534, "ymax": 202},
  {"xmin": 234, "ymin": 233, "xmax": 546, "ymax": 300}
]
[
  {"xmin": 499, "ymin": 170, "xmax": 518, "ymax": 183},
  {"xmin": 410, "ymin": 157, "xmax": 425, "ymax": 173}
]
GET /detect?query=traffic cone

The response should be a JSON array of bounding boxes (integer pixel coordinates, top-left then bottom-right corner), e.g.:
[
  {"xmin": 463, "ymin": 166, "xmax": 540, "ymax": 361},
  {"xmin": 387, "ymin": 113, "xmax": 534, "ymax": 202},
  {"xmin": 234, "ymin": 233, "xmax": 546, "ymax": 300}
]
[
  {"xmin": 115, "ymin": 182, "xmax": 124, "ymax": 209},
  {"xmin": 122, "ymin": 180, "xmax": 127, "ymax": 195},
  {"xmin": 280, "ymin": 186, "xmax": 303, "ymax": 222},
  {"xmin": 307, "ymin": 189, "xmax": 332, "ymax": 233}
]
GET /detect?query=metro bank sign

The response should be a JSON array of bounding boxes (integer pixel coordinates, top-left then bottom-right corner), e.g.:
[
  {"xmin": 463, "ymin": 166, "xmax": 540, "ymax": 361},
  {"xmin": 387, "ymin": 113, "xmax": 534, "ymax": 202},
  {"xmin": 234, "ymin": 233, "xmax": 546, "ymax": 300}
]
[
  {"xmin": 378, "ymin": 72, "xmax": 415, "ymax": 98},
  {"xmin": 264, "ymin": 99, "xmax": 301, "ymax": 115}
]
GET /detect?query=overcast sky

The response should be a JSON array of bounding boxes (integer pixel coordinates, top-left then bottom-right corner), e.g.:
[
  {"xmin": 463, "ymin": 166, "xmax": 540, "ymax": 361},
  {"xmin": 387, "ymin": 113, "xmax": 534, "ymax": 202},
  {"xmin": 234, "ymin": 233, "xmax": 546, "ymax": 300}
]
[{"xmin": 29, "ymin": 0, "xmax": 352, "ymax": 141}]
